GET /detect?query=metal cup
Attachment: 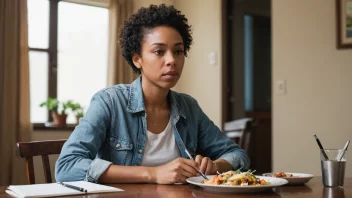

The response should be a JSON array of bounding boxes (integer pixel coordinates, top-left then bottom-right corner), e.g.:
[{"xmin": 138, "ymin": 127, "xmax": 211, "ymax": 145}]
[
  {"xmin": 323, "ymin": 187, "xmax": 345, "ymax": 198},
  {"xmin": 320, "ymin": 149, "xmax": 347, "ymax": 188}
]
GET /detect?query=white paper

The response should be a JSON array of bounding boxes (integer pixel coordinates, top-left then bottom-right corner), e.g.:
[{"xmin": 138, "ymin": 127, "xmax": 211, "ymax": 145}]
[{"xmin": 6, "ymin": 181, "xmax": 123, "ymax": 198}]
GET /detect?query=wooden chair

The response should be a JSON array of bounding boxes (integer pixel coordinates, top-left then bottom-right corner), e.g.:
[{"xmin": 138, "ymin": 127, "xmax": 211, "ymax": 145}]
[
  {"xmin": 16, "ymin": 139, "xmax": 66, "ymax": 184},
  {"xmin": 223, "ymin": 118, "xmax": 256, "ymax": 152}
]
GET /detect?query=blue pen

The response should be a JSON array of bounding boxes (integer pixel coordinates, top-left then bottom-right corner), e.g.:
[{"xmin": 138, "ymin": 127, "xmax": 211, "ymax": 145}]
[{"xmin": 184, "ymin": 149, "xmax": 209, "ymax": 180}]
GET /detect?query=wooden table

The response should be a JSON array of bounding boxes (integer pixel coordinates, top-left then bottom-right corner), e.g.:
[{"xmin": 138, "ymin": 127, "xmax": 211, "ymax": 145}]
[{"xmin": 0, "ymin": 177, "xmax": 351, "ymax": 197}]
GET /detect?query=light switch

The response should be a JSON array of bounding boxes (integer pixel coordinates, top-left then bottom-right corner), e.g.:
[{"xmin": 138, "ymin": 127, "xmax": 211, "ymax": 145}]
[
  {"xmin": 209, "ymin": 52, "xmax": 216, "ymax": 66},
  {"xmin": 276, "ymin": 80, "xmax": 286, "ymax": 95}
]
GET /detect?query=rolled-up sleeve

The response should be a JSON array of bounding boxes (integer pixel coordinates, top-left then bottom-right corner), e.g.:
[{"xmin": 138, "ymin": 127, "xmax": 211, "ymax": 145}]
[
  {"xmin": 55, "ymin": 91, "xmax": 112, "ymax": 183},
  {"xmin": 85, "ymin": 158, "xmax": 112, "ymax": 182},
  {"xmin": 218, "ymin": 150, "xmax": 249, "ymax": 171}
]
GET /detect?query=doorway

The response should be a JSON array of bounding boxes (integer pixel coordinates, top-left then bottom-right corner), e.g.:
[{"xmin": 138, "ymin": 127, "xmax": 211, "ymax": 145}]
[{"xmin": 222, "ymin": 0, "xmax": 272, "ymax": 174}]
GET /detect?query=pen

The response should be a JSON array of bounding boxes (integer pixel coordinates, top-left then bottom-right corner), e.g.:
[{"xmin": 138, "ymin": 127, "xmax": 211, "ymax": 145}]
[
  {"xmin": 184, "ymin": 149, "xmax": 209, "ymax": 180},
  {"xmin": 59, "ymin": 182, "xmax": 87, "ymax": 193},
  {"xmin": 313, "ymin": 134, "xmax": 329, "ymax": 160},
  {"xmin": 338, "ymin": 140, "xmax": 350, "ymax": 161}
]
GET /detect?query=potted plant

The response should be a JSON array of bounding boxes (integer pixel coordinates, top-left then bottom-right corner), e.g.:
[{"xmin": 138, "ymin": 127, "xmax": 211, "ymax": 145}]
[
  {"xmin": 40, "ymin": 98, "xmax": 70, "ymax": 127},
  {"xmin": 67, "ymin": 101, "xmax": 85, "ymax": 123},
  {"xmin": 75, "ymin": 108, "xmax": 85, "ymax": 123}
]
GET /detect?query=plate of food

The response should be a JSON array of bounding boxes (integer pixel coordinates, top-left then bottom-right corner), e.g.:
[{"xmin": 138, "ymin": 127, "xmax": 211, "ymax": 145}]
[
  {"xmin": 262, "ymin": 172, "xmax": 313, "ymax": 185},
  {"xmin": 186, "ymin": 170, "xmax": 288, "ymax": 193}
]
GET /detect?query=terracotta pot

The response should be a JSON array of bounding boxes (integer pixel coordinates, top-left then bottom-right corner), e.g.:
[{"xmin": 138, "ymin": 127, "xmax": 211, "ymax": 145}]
[
  {"xmin": 52, "ymin": 113, "xmax": 67, "ymax": 127},
  {"xmin": 76, "ymin": 116, "xmax": 82, "ymax": 124}
]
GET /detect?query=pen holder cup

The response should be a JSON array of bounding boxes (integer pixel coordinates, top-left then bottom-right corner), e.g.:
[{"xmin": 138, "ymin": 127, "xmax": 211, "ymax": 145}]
[{"xmin": 320, "ymin": 149, "xmax": 347, "ymax": 188}]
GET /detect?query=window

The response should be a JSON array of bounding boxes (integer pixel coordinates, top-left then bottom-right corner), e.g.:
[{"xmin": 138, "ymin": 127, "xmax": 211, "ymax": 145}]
[{"xmin": 28, "ymin": 0, "xmax": 108, "ymax": 124}]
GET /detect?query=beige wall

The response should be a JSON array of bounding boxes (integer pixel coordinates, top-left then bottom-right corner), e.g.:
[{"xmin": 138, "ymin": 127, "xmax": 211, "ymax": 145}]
[
  {"xmin": 132, "ymin": 0, "xmax": 174, "ymax": 11},
  {"xmin": 272, "ymin": 0, "xmax": 352, "ymax": 176},
  {"xmin": 172, "ymin": 0, "xmax": 222, "ymax": 127}
]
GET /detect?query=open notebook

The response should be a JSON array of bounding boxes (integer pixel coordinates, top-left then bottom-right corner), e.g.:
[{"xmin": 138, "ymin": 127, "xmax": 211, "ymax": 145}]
[{"xmin": 6, "ymin": 181, "xmax": 123, "ymax": 198}]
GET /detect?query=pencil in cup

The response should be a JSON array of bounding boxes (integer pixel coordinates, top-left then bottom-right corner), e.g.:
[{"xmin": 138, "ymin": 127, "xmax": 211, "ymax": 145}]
[{"xmin": 313, "ymin": 134, "xmax": 329, "ymax": 160}]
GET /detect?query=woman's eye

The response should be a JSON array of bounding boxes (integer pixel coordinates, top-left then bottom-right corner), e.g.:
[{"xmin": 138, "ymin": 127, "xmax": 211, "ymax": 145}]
[
  {"xmin": 154, "ymin": 50, "xmax": 164, "ymax": 55},
  {"xmin": 175, "ymin": 50, "xmax": 184, "ymax": 55}
]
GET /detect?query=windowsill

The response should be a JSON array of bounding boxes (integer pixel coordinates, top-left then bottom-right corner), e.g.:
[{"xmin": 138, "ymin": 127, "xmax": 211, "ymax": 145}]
[{"xmin": 33, "ymin": 123, "xmax": 77, "ymax": 131}]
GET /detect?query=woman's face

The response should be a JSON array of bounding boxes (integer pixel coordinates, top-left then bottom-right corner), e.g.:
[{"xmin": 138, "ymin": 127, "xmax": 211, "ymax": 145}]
[{"xmin": 133, "ymin": 26, "xmax": 185, "ymax": 90}]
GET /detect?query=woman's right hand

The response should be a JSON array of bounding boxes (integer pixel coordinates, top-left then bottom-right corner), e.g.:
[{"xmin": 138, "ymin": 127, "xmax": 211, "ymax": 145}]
[{"xmin": 151, "ymin": 158, "xmax": 199, "ymax": 184}]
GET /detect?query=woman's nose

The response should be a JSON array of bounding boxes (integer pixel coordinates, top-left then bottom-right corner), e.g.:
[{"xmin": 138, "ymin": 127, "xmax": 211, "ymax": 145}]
[{"xmin": 165, "ymin": 51, "xmax": 176, "ymax": 66}]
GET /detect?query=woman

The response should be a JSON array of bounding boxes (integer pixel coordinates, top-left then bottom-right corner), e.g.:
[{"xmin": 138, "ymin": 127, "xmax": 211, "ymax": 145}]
[{"xmin": 55, "ymin": 4, "xmax": 249, "ymax": 184}]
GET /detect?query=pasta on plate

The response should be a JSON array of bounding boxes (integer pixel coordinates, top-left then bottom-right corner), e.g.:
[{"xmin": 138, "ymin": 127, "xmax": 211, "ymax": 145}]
[{"xmin": 203, "ymin": 170, "xmax": 270, "ymax": 186}]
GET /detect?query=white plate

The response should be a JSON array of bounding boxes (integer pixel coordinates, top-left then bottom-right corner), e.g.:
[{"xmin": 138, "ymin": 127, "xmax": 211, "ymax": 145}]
[
  {"xmin": 186, "ymin": 175, "xmax": 288, "ymax": 193},
  {"xmin": 262, "ymin": 173, "xmax": 314, "ymax": 185}
]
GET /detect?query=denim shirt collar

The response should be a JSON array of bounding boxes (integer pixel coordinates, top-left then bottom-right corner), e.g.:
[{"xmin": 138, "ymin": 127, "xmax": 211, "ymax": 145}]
[{"xmin": 126, "ymin": 76, "xmax": 186, "ymax": 119}]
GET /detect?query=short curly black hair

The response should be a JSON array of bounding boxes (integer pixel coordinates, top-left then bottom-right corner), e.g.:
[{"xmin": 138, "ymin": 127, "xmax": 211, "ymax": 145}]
[{"xmin": 119, "ymin": 4, "xmax": 193, "ymax": 74}]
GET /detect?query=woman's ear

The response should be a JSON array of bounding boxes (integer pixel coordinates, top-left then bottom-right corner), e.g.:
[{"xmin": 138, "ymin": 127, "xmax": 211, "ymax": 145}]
[{"xmin": 132, "ymin": 53, "xmax": 142, "ymax": 69}]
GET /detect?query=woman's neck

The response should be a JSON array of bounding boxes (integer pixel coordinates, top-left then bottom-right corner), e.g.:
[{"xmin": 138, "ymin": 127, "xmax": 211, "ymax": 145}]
[{"xmin": 142, "ymin": 79, "xmax": 169, "ymax": 111}]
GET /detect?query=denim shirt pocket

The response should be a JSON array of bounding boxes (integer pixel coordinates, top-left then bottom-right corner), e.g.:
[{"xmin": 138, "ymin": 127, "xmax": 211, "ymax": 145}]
[{"xmin": 107, "ymin": 136, "xmax": 133, "ymax": 165}]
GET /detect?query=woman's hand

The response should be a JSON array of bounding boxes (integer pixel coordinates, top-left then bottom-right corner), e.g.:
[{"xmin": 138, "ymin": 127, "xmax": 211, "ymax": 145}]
[
  {"xmin": 195, "ymin": 155, "xmax": 218, "ymax": 175},
  {"xmin": 151, "ymin": 158, "xmax": 199, "ymax": 184}
]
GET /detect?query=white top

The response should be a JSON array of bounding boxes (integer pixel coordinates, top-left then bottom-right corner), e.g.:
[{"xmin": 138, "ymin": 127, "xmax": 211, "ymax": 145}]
[{"xmin": 141, "ymin": 117, "xmax": 180, "ymax": 166}]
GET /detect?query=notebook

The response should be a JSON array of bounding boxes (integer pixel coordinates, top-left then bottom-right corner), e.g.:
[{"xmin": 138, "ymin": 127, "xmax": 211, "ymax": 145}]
[{"xmin": 6, "ymin": 181, "xmax": 123, "ymax": 198}]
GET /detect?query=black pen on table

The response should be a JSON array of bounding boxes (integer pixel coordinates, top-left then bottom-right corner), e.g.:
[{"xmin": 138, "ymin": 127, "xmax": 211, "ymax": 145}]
[
  {"xmin": 184, "ymin": 149, "xmax": 209, "ymax": 180},
  {"xmin": 59, "ymin": 182, "xmax": 87, "ymax": 193},
  {"xmin": 313, "ymin": 134, "xmax": 329, "ymax": 160}
]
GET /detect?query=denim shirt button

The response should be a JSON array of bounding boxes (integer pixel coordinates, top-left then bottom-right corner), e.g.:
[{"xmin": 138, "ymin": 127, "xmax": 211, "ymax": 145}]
[
  {"xmin": 139, "ymin": 149, "xmax": 143, "ymax": 153},
  {"xmin": 116, "ymin": 144, "xmax": 120, "ymax": 148}
]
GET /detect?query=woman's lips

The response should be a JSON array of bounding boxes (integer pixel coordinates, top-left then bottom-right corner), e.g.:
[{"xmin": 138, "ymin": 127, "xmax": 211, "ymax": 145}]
[
  {"xmin": 162, "ymin": 72, "xmax": 178, "ymax": 80},
  {"xmin": 163, "ymin": 71, "xmax": 178, "ymax": 75}
]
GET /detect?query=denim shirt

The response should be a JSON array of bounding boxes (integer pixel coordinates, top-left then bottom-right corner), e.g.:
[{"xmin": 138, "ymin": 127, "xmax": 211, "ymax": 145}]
[{"xmin": 55, "ymin": 76, "xmax": 249, "ymax": 183}]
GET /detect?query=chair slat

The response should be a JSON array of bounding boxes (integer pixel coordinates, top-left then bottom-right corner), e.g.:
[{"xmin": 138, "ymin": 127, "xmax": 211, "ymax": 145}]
[
  {"xmin": 26, "ymin": 157, "xmax": 35, "ymax": 184},
  {"xmin": 16, "ymin": 139, "xmax": 66, "ymax": 184},
  {"xmin": 42, "ymin": 155, "xmax": 52, "ymax": 183}
]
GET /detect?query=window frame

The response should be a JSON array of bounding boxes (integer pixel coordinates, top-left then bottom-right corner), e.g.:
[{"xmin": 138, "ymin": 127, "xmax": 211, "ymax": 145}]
[
  {"xmin": 30, "ymin": 0, "xmax": 109, "ymax": 130},
  {"xmin": 30, "ymin": 0, "xmax": 59, "ymax": 128}
]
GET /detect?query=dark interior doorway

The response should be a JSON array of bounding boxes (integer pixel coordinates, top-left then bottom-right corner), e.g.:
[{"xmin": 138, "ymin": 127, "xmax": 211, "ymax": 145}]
[{"xmin": 222, "ymin": 0, "xmax": 272, "ymax": 174}]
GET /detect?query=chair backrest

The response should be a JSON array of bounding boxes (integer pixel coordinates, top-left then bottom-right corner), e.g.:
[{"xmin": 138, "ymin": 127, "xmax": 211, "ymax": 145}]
[
  {"xmin": 16, "ymin": 139, "xmax": 66, "ymax": 184},
  {"xmin": 223, "ymin": 118, "xmax": 256, "ymax": 152}
]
